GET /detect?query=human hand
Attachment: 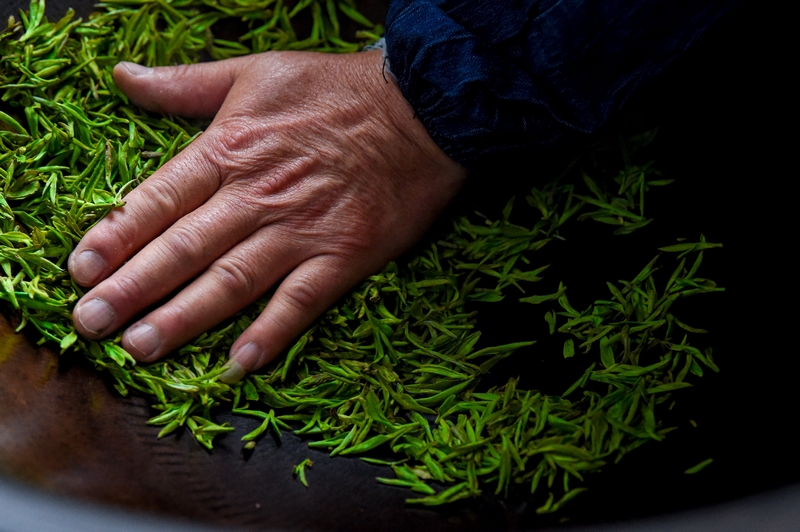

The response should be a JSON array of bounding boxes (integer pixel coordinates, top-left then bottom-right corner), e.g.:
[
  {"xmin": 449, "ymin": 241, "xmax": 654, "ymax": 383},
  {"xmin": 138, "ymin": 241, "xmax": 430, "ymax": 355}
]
[{"xmin": 68, "ymin": 50, "xmax": 466, "ymax": 383}]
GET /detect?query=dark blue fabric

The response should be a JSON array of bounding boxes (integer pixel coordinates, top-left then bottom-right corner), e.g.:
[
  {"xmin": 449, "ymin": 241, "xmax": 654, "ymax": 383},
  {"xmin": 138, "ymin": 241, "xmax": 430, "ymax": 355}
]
[{"xmin": 385, "ymin": 0, "xmax": 735, "ymax": 168}]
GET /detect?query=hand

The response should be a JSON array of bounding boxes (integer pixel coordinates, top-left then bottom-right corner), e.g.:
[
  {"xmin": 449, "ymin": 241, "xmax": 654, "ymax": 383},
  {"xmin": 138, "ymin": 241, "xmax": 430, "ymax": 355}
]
[{"xmin": 68, "ymin": 50, "xmax": 466, "ymax": 383}]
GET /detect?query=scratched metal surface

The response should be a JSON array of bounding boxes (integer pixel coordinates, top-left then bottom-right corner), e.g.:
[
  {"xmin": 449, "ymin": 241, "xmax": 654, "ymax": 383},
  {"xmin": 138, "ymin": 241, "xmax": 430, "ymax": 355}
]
[
  {"xmin": 0, "ymin": 314, "xmax": 489, "ymax": 531},
  {"xmin": 1, "ymin": 1, "xmax": 798, "ymax": 531}
]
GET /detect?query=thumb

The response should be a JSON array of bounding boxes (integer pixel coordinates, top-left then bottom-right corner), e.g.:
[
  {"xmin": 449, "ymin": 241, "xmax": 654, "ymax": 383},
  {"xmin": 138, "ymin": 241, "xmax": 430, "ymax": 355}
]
[{"xmin": 113, "ymin": 58, "xmax": 250, "ymax": 118}]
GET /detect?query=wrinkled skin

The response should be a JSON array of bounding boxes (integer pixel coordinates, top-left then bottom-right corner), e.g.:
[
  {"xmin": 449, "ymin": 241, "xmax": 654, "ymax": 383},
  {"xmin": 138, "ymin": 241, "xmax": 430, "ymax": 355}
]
[{"xmin": 69, "ymin": 50, "xmax": 466, "ymax": 382}]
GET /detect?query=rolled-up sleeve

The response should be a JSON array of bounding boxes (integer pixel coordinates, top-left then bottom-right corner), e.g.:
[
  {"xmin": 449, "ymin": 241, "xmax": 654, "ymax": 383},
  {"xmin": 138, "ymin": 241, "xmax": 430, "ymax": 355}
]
[{"xmin": 385, "ymin": 0, "xmax": 735, "ymax": 168}]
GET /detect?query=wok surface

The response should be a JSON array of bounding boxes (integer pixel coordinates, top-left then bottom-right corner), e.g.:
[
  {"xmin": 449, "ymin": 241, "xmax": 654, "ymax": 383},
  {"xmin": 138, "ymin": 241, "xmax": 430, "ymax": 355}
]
[{"xmin": 1, "ymin": 1, "xmax": 797, "ymax": 530}]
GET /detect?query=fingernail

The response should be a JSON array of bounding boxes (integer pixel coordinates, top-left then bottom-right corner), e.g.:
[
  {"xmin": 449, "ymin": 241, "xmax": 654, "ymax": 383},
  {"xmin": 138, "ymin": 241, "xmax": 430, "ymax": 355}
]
[
  {"xmin": 219, "ymin": 343, "xmax": 262, "ymax": 384},
  {"xmin": 75, "ymin": 298, "xmax": 115, "ymax": 336},
  {"xmin": 120, "ymin": 61, "xmax": 153, "ymax": 77},
  {"xmin": 125, "ymin": 323, "xmax": 161, "ymax": 361},
  {"xmin": 69, "ymin": 250, "xmax": 106, "ymax": 285},
  {"xmin": 218, "ymin": 360, "xmax": 248, "ymax": 385}
]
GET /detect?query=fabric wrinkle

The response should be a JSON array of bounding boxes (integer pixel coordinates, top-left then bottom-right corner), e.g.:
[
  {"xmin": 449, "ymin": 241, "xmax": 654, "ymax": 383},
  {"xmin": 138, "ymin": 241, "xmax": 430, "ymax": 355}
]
[{"xmin": 384, "ymin": 0, "xmax": 737, "ymax": 168}]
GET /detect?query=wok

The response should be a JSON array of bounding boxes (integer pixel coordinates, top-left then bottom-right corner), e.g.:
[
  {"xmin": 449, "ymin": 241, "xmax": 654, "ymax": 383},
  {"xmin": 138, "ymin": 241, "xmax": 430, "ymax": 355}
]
[{"xmin": 1, "ymin": 1, "xmax": 796, "ymax": 530}]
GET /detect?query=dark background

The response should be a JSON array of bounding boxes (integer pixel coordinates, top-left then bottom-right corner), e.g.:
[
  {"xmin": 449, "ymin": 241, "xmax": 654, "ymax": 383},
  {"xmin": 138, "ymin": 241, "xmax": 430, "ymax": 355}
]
[{"xmin": 1, "ymin": 1, "xmax": 797, "ymax": 530}]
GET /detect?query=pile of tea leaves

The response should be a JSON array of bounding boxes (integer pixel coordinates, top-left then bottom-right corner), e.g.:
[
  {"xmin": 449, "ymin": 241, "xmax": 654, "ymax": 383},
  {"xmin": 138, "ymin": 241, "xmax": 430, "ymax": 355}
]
[{"xmin": 0, "ymin": 0, "xmax": 723, "ymax": 512}]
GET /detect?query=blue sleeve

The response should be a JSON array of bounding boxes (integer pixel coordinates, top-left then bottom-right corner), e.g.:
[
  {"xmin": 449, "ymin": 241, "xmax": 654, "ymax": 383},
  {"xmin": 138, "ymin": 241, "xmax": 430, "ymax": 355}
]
[{"xmin": 384, "ymin": 0, "xmax": 735, "ymax": 168}]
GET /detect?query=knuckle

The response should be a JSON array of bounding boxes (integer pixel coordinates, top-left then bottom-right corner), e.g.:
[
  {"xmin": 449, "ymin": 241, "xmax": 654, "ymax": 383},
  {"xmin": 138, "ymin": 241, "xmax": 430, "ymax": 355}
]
[
  {"xmin": 163, "ymin": 224, "xmax": 210, "ymax": 262},
  {"xmin": 203, "ymin": 123, "xmax": 273, "ymax": 185},
  {"xmin": 209, "ymin": 256, "xmax": 259, "ymax": 298},
  {"xmin": 210, "ymin": 121, "xmax": 260, "ymax": 158},
  {"xmin": 140, "ymin": 176, "xmax": 185, "ymax": 216},
  {"xmin": 248, "ymin": 164, "xmax": 300, "ymax": 199},
  {"xmin": 112, "ymin": 274, "xmax": 147, "ymax": 304},
  {"xmin": 280, "ymin": 275, "xmax": 320, "ymax": 314}
]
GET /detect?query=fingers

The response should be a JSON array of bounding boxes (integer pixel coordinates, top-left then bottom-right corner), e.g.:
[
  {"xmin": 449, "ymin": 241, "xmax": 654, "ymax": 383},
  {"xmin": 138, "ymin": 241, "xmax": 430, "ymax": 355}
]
[
  {"xmin": 71, "ymin": 58, "xmax": 246, "ymax": 286},
  {"xmin": 113, "ymin": 57, "xmax": 250, "ymax": 118},
  {"xmin": 218, "ymin": 255, "xmax": 360, "ymax": 384},
  {"xmin": 68, "ymin": 137, "xmax": 221, "ymax": 287},
  {"xmin": 118, "ymin": 228, "xmax": 297, "ymax": 361},
  {"xmin": 71, "ymin": 190, "xmax": 258, "ymax": 340}
]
